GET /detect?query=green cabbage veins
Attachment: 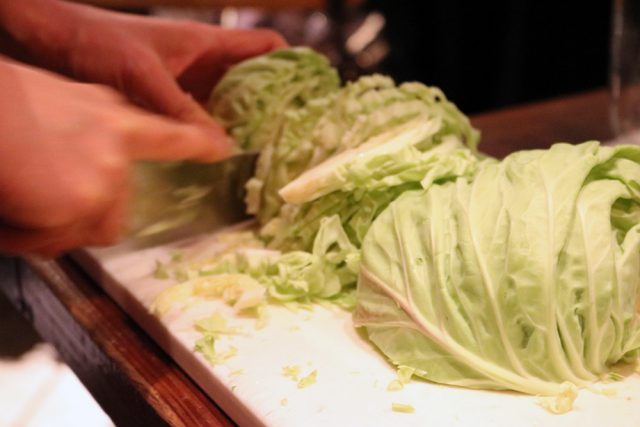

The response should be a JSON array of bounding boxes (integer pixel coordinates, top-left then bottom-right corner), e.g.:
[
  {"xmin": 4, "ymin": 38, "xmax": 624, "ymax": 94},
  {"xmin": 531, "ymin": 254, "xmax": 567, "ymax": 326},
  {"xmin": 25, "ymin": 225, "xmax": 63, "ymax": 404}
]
[{"xmin": 356, "ymin": 141, "xmax": 640, "ymax": 395}]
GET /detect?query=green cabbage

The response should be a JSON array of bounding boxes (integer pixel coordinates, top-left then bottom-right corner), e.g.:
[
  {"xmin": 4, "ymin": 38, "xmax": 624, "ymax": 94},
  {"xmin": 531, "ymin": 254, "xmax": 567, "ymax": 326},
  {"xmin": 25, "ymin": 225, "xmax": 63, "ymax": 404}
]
[
  {"xmin": 261, "ymin": 84, "xmax": 482, "ymax": 252},
  {"xmin": 262, "ymin": 126, "xmax": 482, "ymax": 253},
  {"xmin": 251, "ymin": 74, "xmax": 480, "ymax": 225},
  {"xmin": 200, "ymin": 50, "xmax": 482, "ymax": 305},
  {"xmin": 355, "ymin": 141, "xmax": 640, "ymax": 395},
  {"xmin": 208, "ymin": 47, "xmax": 339, "ymax": 151},
  {"xmin": 245, "ymin": 92, "xmax": 336, "ymax": 222},
  {"xmin": 205, "ymin": 123, "xmax": 480, "ymax": 306},
  {"xmin": 199, "ymin": 215, "xmax": 360, "ymax": 304}
]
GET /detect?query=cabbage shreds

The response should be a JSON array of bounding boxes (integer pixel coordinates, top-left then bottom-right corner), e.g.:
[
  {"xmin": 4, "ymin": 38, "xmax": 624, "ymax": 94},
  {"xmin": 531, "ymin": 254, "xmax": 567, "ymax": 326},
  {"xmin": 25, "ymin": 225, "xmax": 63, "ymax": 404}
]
[
  {"xmin": 387, "ymin": 365, "xmax": 416, "ymax": 391},
  {"xmin": 391, "ymin": 403, "xmax": 415, "ymax": 414},
  {"xmin": 194, "ymin": 334, "xmax": 238, "ymax": 366},
  {"xmin": 151, "ymin": 274, "xmax": 266, "ymax": 315},
  {"xmin": 537, "ymin": 382, "xmax": 579, "ymax": 414},
  {"xmin": 195, "ymin": 215, "xmax": 360, "ymax": 304},
  {"xmin": 208, "ymin": 47, "xmax": 339, "ymax": 152},
  {"xmin": 355, "ymin": 141, "xmax": 640, "ymax": 396},
  {"xmin": 151, "ymin": 216, "xmax": 359, "ymax": 310}
]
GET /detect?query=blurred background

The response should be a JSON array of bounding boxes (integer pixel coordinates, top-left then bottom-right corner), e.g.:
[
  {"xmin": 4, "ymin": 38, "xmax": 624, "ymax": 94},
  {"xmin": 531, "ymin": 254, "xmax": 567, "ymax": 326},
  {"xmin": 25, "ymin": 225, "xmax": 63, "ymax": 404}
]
[{"xmin": 78, "ymin": 0, "xmax": 612, "ymax": 114}]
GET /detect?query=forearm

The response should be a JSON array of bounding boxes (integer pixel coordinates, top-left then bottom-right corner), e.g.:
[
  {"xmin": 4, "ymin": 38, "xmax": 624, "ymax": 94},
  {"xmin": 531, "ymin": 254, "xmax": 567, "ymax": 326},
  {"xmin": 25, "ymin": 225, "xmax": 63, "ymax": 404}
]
[{"xmin": 0, "ymin": 0, "xmax": 80, "ymax": 70}]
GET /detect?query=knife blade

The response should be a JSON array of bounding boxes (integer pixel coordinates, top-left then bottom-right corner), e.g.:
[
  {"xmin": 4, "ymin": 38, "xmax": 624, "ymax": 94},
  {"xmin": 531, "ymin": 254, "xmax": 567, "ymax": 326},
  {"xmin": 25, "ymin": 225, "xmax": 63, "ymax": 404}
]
[{"xmin": 126, "ymin": 152, "xmax": 258, "ymax": 245}]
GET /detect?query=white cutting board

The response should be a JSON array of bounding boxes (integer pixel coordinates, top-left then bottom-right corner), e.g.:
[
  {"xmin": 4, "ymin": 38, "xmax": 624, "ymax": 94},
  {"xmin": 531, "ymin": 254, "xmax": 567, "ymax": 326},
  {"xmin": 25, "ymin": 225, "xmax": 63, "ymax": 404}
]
[{"xmin": 74, "ymin": 229, "xmax": 640, "ymax": 427}]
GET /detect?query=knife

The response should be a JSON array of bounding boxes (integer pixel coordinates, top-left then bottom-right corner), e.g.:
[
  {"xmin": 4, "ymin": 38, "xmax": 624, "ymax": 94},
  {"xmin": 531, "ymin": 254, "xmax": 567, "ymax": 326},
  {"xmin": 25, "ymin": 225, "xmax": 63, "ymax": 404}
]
[{"xmin": 126, "ymin": 152, "xmax": 258, "ymax": 245}]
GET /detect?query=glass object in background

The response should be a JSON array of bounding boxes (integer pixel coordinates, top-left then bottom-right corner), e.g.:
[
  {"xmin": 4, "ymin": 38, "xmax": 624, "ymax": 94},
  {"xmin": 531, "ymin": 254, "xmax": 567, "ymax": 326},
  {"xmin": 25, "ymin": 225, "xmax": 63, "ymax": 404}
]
[
  {"xmin": 611, "ymin": 0, "xmax": 640, "ymax": 143},
  {"xmin": 149, "ymin": 4, "xmax": 388, "ymax": 82}
]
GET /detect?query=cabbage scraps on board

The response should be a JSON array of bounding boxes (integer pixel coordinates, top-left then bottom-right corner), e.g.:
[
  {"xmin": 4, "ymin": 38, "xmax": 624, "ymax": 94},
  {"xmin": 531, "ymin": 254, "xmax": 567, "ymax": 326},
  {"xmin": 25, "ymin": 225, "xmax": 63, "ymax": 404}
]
[{"xmin": 152, "ymin": 47, "xmax": 640, "ymax": 403}]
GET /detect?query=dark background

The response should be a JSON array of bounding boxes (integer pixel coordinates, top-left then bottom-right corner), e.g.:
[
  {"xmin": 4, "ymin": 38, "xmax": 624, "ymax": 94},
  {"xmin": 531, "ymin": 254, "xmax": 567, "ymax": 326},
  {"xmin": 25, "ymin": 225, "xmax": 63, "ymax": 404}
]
[
  {"xmin": 58, "ymin": 0, "xmax": 614, "ymax": 116},
  {"xmin": 366, "ymin": 1, "xmax": 612, "ymax": 114},
  {"xmin": 141, "ymin": 0, "xmax": 613, "ymax": 115}
]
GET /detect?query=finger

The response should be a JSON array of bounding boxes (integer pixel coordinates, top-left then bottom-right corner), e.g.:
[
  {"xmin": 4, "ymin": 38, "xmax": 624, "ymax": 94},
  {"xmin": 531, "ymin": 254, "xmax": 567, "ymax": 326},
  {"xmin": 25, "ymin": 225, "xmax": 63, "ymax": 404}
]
[
  {"xmin": 217, "ymin": 28, "xmax": 289, "ymax": 64},
  {"xmin": 122, "ymin": 52, "xmax": 219, "ymax": 127},
  {"xmin": 0, "ymin": 188, "xmax": 128, "ymax": 257},
  {"xmin": 113, "ymin": 106, "xmax": 233, "ymax": 162}
]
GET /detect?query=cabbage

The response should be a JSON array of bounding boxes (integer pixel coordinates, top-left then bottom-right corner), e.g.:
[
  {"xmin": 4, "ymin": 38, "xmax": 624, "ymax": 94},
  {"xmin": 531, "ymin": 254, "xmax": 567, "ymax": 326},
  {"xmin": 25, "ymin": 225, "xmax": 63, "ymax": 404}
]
[
  {"xmin": 251, "ymin": 74, "xmax": 480, "ymax": 225},
  {"xmin": 263, "ymin": 120, "xmax": 483, "ymax": 252},
  {"xmin": 245, "ymin": 93, "xmax": 336, "ymax": 222},
  {"xmin": 355, "ymin": 141, "xmax": 640, "ymax": 395},
  {"xmin": 260, "ymin": 79, "xmax": 482, "ymax": 250},
  {"xmin": 211, "ymin": 126, "xmax": 480, "ymax": 305},
  {"xmin": 156, "ymin": 48, "xmax": 640, "ymax": 399},
  {"xmin": 208, "ymin": 47, "xmax": 339, "ymax": 151},
  {"xmin": 157, "ymin": 109, "xmax": 479, "ymax": 307},
  {"xmin": 279, "ymin": 120, "xmax": 480, "ymax": 205},
  {"xmin": 208, "ymin": 47, "xmax": 339, "ymax": 221},
  {"xmin": 199, "ymin": 53, "xmax": 483, "ymax": 304}
]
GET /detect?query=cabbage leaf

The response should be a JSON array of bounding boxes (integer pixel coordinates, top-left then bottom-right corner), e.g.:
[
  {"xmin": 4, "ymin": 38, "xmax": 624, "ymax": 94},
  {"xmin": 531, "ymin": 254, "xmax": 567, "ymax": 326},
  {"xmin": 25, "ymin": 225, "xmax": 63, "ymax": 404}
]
[{"xmin": 355, "ymin": 141, "xmax": 640, "ymax": 395}]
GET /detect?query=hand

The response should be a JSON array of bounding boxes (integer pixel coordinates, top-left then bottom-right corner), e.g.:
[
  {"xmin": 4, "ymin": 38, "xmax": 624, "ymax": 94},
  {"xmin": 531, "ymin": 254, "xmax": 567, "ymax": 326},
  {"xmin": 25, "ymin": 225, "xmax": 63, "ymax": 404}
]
[
  {"xmin": 0, "ymin": 59, "xmax": 230, "ymax": 256},
  {"xmin": 0, "ymin": 0, "xmax": 287, "ymax": 126}
]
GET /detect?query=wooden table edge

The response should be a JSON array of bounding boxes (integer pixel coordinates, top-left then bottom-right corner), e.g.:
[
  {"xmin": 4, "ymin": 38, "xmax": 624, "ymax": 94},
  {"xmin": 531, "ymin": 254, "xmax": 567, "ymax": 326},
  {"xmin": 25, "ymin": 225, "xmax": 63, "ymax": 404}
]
[{"xmin": 1, "ymin": 256, "xmax": 235, "ymax": 427}]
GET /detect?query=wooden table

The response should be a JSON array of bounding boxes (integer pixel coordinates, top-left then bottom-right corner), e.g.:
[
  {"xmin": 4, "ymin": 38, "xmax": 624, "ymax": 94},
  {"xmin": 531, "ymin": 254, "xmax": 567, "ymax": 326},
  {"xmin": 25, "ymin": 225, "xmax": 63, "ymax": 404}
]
[{"xmin": 0, "ymin": 88, "xmax": 615, "ymax": 427}]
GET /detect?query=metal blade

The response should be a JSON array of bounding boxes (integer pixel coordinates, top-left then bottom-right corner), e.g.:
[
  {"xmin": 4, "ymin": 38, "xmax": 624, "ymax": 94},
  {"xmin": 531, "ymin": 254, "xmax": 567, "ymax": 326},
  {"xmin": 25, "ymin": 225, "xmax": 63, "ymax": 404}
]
[{"xmin": 126, "ymin": 152, "xmax": 258, "ymax": 246}]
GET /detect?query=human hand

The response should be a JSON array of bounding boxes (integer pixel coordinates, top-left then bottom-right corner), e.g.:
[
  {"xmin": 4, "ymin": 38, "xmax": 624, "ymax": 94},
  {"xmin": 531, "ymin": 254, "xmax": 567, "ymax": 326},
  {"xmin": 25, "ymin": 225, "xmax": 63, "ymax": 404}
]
[
  {"xmin": 0, "ymin": 0, "xmax": 287, "ymax": 125},
  {"xmin": 0, "ymin": 59, "xmax": 230, "ymax": 256}
]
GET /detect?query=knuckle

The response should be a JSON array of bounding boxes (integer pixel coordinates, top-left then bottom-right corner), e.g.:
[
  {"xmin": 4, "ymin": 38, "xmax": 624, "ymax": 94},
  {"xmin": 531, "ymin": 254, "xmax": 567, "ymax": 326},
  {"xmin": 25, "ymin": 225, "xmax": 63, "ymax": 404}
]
[
  {"xmin": 64, "ymin": 185, "xmax": 103, "ymax": 218},
  {"xmin": 62, "ymin": 173, "xmax": 121, "ymax": 223},
  {"xmin": 95, "ymin": 143, "xmax": 129, "ymax": 179},
  {"xmin": 118, "ymin": 47, "xmax": 157, "ymax": 93}
]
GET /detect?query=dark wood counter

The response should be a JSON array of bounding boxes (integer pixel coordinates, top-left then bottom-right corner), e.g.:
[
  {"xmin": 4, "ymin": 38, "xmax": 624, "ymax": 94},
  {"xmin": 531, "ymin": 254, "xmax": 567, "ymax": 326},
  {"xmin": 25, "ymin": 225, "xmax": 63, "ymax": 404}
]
[{"xmin": 471, "ymin": 89, "xmax": 613, "ymax": 158}]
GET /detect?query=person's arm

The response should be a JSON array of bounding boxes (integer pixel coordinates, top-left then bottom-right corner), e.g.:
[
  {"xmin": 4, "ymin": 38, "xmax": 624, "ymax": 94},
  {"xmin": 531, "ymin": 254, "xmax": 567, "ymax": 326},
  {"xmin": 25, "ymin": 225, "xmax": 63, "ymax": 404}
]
[
  {"xmin": 0, "ymin": 57, "xmax": 229, "ymax": 256},
  {"xmin": 0, "ymin": 0, "xmax": 287, "ymax": 124}
]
